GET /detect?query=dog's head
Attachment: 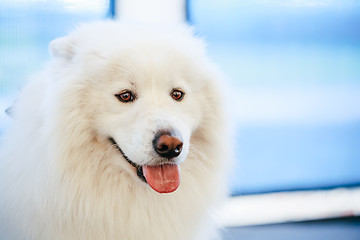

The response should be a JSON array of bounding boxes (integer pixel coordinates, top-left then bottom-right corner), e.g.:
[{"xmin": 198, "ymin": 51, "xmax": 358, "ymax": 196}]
[{"xmin": 49, "ymin": 22, "xmax": 221, "ymax": 194}]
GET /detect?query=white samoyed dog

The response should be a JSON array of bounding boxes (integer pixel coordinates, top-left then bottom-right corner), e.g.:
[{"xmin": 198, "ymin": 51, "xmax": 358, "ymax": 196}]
[{"xmin": 0, "ymin": 21, "xmax": 231, "ymax": 240}]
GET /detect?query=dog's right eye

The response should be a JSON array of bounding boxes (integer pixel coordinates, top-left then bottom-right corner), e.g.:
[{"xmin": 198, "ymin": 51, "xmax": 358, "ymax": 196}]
[{"xmin": 115, "ymin": 90, "xmax": 135, "ymax": 103}]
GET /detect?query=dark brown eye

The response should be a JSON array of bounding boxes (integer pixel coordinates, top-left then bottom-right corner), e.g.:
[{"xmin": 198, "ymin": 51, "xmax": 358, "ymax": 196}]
[
  {"xmin": 115, "ymin": 90, "xmax": 135, "ymax": 103},
  {"xmin": 171, "ymin": 89, "xmax": 185, "ymax": 101}
]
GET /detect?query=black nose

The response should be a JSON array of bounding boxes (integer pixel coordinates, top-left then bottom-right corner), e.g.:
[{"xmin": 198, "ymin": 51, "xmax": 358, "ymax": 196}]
[{"xmin": 153, "ymin": 131, "xmax": 183, "ymax": 159}]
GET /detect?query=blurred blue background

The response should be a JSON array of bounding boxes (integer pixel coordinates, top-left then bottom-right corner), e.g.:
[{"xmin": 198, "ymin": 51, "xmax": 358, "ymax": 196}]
[
  {"xmin": 0, "ymin": 0, "xmax": 109, "ymax": 95},
  {"xmin": 1, "ymin": 0, "xmax": 360, "ymax": 195},
  {"xmin": 188, "ymin": 0, "xmax": 360, "ymax": 195}
]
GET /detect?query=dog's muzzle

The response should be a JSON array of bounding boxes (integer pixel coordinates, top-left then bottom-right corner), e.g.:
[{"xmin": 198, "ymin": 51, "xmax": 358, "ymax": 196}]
[
  {"xmin": 108, "ymin": 137, "xmax": 146, "ymax": 182},
  {"xmin": 109, "ymin": 129, "xmax": 184, "ymax": 193}
]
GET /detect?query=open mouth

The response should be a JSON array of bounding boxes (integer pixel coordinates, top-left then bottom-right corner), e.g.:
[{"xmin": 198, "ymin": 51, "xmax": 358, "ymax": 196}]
[
  {"xmin": 108, "ymin": 137, "xmax": 181, "ymax": 194},
  {"xmin": 108, "ymin": 137, "xmax": 147, "ymax": 182}
]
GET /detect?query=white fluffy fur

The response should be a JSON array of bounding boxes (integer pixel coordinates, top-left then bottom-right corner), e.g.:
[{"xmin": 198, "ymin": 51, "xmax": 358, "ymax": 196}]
[{"xmin": 0, "ymin": 21, "xmax": 230, "ymax": 240}]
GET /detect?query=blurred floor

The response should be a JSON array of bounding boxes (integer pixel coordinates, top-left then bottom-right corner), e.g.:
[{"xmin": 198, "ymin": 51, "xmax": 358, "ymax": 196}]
[
  {"xmin": 222, "ymin": 217, "xmax": 360, "ymax": 240},
  {"xmin": 219, "ymin": 188, "xmax": 360, "ymax": 227}
]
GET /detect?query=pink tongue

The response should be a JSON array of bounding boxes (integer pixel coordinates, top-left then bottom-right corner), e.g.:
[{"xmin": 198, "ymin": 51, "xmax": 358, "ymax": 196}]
[{"xmin": 143, "ymin": 164, "xmax": 180, "ymax": 194}]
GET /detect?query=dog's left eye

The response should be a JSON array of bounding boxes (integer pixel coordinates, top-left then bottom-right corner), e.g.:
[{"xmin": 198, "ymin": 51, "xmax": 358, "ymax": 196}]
[
  {"xmin": 171, "ymin": 89, "xmax": 185, "ymax": 101},
  {"xmin": 115, "ymin": 90, "xmax": 135, "ymax": 103}
]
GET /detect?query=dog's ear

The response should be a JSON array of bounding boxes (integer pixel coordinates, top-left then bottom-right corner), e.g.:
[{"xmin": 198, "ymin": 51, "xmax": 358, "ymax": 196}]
[{"xmin": 49, "ymin": 36, "xmax": 76, "ymax": 60}]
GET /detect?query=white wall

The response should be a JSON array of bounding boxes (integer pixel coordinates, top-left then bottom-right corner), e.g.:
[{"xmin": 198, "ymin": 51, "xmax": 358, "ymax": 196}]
[{"xmin": 116, "ymin": 0, "xmax": 186, "ymax": 24}]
